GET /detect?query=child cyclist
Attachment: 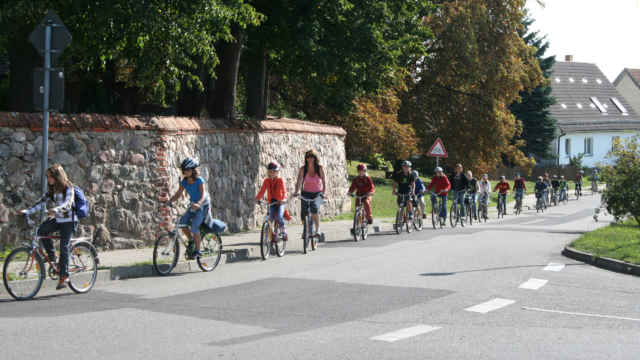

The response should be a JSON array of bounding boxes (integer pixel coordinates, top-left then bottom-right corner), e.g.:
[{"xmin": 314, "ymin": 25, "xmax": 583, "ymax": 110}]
[
  {"xmin": 494, "ymin": 176, "xmax": 510, "ymax": 215},
  {"xmin": 255, "ymin": 161, "xmax": 289, "ymax": 240},
  {"xmin": 513, "ymin": 173, "xmax": 526, "ymax": 210},
  {"xmin": 413, "ymin": 170, "xmax": 427, "ymax": 219},
  {"xmin": 21, "ymin": 163, "xmax": 76, "ymax": 290},
  {"xmin": 427, "ymin": 167, "xmax": 451, "ymax": 220},
  {"xmin": 348, "ymin": 164, "xmax": 375, "ymax": 224},
  {"xmin": 167, "ymin": 157, "xmax": 209, "ymax": 258}
]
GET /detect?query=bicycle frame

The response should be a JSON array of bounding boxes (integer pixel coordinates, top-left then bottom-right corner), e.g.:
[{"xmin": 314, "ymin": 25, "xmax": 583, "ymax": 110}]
[{"xmin": 260, "ymin": 201, "xmax": 286, "ymax": 241}]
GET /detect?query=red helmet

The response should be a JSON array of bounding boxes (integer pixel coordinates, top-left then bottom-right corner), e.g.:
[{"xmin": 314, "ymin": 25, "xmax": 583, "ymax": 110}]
[{"xmin": 356, "ymin": 163, "xmax": 367, "ymax": 171}]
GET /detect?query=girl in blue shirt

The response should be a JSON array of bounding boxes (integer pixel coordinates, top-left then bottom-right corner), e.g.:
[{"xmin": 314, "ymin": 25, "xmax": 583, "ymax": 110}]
[{"xmin": 168, "ymin": 157, "xmax": 209, "ymax": 258}]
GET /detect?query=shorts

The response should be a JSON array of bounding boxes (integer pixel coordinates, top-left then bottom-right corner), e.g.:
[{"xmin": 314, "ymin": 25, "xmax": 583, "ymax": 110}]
[
  {"xmin": 180, "ymin": 202, "xmax": 209, "ymax": 234},
  {"xmin": 397, "ymin": 193, "xmax": 412, "ymax": 206},
  {"xmin": 301, "ymin": 191, "xmax": 322, "ymax": 217}
]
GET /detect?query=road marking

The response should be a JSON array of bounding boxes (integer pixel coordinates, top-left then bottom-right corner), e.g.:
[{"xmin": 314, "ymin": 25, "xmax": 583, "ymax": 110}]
[
  {"xmin": 370, "ymin": 325, "xmax": 441, "ymax": 342},
  {"xmin": 543, "ymin": 263, "xmax": 565, "ymax": 271},
  {"xmin": 518, "ymin": 278, "xmax": 548, "ymax": 290},
  {"xmin": 465, "ymin": 298, "xmax": 516, "ymax": 314},
  {"xmin": 522, "ymin": 306, "xmax": 640, "ymax": 322}
]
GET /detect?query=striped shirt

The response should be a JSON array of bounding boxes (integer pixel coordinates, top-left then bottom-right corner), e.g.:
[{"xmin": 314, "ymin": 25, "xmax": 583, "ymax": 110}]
[{"xmin": 26, "ymin": 187, "xmax": 75, "ymax": 223}]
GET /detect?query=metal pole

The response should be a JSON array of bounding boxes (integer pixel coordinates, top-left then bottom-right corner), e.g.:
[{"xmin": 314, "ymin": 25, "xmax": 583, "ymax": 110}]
[
  {"xmin": 436, "ymin": 157, "xmax": 439, "ymax": 168},
  {"xmin": 41, "ymin": 23, "xmax": 51, "ymax": 217}
]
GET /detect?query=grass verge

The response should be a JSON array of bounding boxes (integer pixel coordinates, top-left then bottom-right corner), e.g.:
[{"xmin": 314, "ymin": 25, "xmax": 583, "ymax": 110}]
[{"xmin": 570, "ymin": 218, "xmax": 640, "ymax": 265}]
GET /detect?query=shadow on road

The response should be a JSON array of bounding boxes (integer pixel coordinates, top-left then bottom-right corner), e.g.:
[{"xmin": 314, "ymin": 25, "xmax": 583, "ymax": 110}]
[{"xmin": 420, "ymin": 263, "xmax": 587, "ymax": 276}]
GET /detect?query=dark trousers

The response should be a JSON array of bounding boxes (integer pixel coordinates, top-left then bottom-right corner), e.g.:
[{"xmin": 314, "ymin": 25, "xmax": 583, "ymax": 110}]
[{"xmin": 38, "ymin": 219, "xmax": 74, "ymax": 278}]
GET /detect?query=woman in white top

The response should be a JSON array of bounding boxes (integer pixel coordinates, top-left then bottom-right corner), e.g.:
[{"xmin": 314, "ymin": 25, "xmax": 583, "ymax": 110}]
[
  {"xmin": 478, "ymin": 174, "xmax": 491, "ymax": 208},
  {"xmin": 22, "ymin": 163, "xmax": 75, "ymax": 290}
]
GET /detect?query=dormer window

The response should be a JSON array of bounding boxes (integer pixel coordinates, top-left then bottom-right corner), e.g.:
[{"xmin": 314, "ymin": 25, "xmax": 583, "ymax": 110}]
[
  {"xmin": 596, "ymin": 79, "xmax": 603, "ymax": 84},
  {"xmin": 561, "ymin": 103, "xmax": 567, "ymax": 109},
  {"xmin": 569, "ymin": 77, "xmax": 575, "ymax": 83},
  {"xmin": 590, "ymin": 97, "xmax": 607, "ymax": 113},
  {"xmin": 555, "ymin": 77, "xmax": 561, "ymax": 83},
  {"xmin": 582, "ymin": 78, "xmax": 588, "ymax": 83},
  {"xmin": 611, "ymin": 97, "xmax": 629, "ymax": 115},
  {"xmin": 576, "ymin": 103, "xmax": 583, "ymax": 109}
]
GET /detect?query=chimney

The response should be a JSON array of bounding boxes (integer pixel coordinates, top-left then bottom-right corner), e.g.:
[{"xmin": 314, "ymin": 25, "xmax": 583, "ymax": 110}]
[{"xmin": 565, "ymin": 55, "xmax": 573, "ymax": 62}]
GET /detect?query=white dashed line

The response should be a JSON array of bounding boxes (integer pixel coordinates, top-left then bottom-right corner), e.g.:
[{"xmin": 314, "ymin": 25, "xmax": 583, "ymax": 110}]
[
  {"xmin": 518, "ymin": 278, "xmax": 548, "ymax": 290},
  {"xmin": 371, "ymin": 325, "xmax": 441, "ymax": 342},
  {"xmin": 543, "ymin": 263, "xmax": 565, "ymax": 271},
  {"xmin": 465, "ymin": 298, "xmax": 516, "ymax": 314},
  {"xmin": 522, "ymin": 306, "xmax": 640, "ymax": 322}
]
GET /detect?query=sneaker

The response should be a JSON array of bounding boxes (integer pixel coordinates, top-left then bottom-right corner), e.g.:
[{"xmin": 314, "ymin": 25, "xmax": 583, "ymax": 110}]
[
  {"xmin": 281, "ymin": 233, "xmax": 288, "ymax": 241},
  {"xmin": 56, "ymin": 277, "xmax": 69, "ymax": 290},
  {"xmin": 408, "ymin": 214, "xmax": 413, "ymax": 220},
  {"xmin": 367, "ymin": 218, "xmax": 373, "ymax": 224},
  {"xmin": 193, "ymin": 250, "xmax": 203, "ymax": 258},
  {"xmin": 422, "ymin": 214, "xmax": 426, "ymax": 219}
]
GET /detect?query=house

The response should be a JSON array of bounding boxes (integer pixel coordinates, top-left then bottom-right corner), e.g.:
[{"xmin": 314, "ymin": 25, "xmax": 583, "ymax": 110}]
[
  {"xmin": 613, "ymin": 68, "xmax": 640, "ymax": 116},
  {"xmin": 549, "ymin": 56, "xmax": 640, "ymax": 167}
]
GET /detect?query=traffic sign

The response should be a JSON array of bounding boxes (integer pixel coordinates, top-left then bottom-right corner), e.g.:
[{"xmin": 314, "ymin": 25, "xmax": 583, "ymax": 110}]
[
  {"xmin": 427, "ymin": 138, "xmax": 448, "ymax": 158},
  {"xmin": 33, "ymin": 68, "xmax": 65, "ymax": 111},
  {"xmin": 29, "ymin": 10, "xmax": 72, "ymax": 65}
]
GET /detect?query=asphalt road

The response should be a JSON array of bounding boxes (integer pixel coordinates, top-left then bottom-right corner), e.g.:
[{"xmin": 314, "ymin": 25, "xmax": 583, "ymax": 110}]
[{"xmin": 1, "ymin": 195, "xmax": 638, "ymax": 360}]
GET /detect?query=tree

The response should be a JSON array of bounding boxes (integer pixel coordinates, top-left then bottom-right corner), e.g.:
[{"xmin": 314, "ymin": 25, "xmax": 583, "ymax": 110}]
[
  {"xmin": 509, "ymin": 15, "xmax": 557, "ymax": 159},
  {"xmin": 601, "ymin": 136, "xmax": 640, "ymax": 225},
  {"xmin": 400, "ymin": 0, "xmax": 542, "ymax": 174}
]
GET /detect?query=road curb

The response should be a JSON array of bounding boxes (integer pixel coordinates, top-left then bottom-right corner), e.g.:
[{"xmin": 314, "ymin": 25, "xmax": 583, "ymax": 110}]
[{"xmin": 562, "ymin": 246, "xmax": 640, "ymax": 277}]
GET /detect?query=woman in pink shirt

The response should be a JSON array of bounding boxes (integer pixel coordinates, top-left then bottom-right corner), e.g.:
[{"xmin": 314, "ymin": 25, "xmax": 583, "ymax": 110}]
[{"xmin": 294, "ymin": 150, "xmax": 327, "ymax": 238}]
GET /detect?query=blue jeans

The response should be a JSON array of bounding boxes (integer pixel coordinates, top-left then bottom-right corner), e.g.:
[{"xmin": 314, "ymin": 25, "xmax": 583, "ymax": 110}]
[
  {"xmin": 431, "ymin": 194, "xmax": 448, "ymax": 219},
  {"xmin": 269, "ymin": 201, "xmax": 285, "ymax": 227},
  {"xmin": 38, "ymin": 219, "xmax": 74, "ymax": 278},
  {"xmin": 515, "ymin": 189, "xmax": 524, "ymax": 200},
  {"xmin": 498, "ymin": 193, "xmax": 507, "ymax": 211},
  {"xmin": 468, "ymin": 193, "xmax": 478, "ymax": 217},
  {"xmin": 180, "ymin": 203, "xmax": 209, "ymax": 234},
  {"xmin": 453, "ymin": 191, "xmax": 466, "ymax": 217}
]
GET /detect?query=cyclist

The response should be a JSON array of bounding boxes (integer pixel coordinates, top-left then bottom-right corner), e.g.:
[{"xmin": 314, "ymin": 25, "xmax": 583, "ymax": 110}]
[
  {"xmin": 559, "ymin": 175, "xmax": 568, "ymax": 202},
  {"xmin": 513, "ymin": 173, "xmax": 526, "ymax": 211},
  {"xmin": 256, "ymin": 161, "xmax": 289, "ymax": 241},
  {"xmin": 294, "ymin": 150, "xmax": 326, "ymax": 238},
  {"xmin": 167, "ymin": 157, "xmax": 209, "ymax": 259},
  {"xmin": 494, "ymin": 176, "xmax": 510, "ymax": 215},
  {"xmin": 451, "ymin": 164, "xmax": 469, "ymax": 219},
  {"xmin": 413, "ymin": 170, "xmax": 427, "ymax": 219},
  {"xmin": 21, "ymin": 163, "xmax": 75, "ymax": 290},
  {"xmin": 575, "ymin": 170, "xmax": 584, "ymax": 196},
  {"xmin": 551, "ymin": 175, "xmax": 561, "ymax": 203},
  {"xmin": 543, "ymin": 173, "xmax": 552, "ymax": 206},
  {"xmin": 592, "ymin": 168, "xmax": 599, "ymax": 191},
  {"xmin": 478, "ymin": 174, "xmax": 491, "ymax": 214},
  {"xmin": 466, "ymin": 171, "xmax": 479, "ymax": 220},
  {"xmin": 427, "ymin": 167, "xmax": 451, "ymax": 220},
  {"xmin": 392, "ymin": 161, "xmax": 416, "ymax": 219},
  {"xmin": 534, "ymin": 176, "xmax": 548, "ymax": 207},
  {"xmin": 348, "ymin": 163, "xmax": 375, "ymax": 224}
]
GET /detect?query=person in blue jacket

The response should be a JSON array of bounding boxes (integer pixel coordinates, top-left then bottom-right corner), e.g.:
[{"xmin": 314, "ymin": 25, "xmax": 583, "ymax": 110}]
[{"xmin": 412, "ymin": 170, "xmax": 427, "ymax": 219}]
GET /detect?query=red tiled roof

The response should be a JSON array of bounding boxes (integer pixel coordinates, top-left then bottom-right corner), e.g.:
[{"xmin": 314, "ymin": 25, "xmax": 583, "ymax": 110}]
[
  {"xmin": 0, "ymin": 112, "xmax": 346, "ymax": 136},
  {"xmin": 628, "ymin": 69, "xmax": 640, "ymax": 85}
]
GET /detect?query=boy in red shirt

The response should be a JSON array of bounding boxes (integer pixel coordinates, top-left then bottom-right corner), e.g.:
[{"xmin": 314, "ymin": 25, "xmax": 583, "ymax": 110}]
[
  {"xmin": 348, "ymin": 164, "xmax": 375, "ymax": 224},
  {"xmin": 427, "ymin": 167, "xmax": 451, "ymax": 220},
  {"xmin": 256, "ymin": 161, "xmax": 288, "ymax": 240},
  {"xmin": 494, "ymin": 176, "xmax": 510, "ymax": 215}
]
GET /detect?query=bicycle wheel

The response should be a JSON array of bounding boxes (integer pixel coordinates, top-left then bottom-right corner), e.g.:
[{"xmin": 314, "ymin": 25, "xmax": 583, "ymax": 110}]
[
  {"xmin": 449, "ymin": 203, "xmax": 457, "ymax": 228},
  {"xmin": 198, "ymin": 233, "xmax": 223, "ymax": 272},
  {"xmin": 352, "ymin": 209, "xmax": 362, "ymax": 242},
  {"xmin": 413, "ymin": 208, "xmax": 423, "ymax": 231},
  {"xmin": 3, "ymin": 247, "xmax": 45, "ymax": 301},
  {"xmin": 431, "ymin": 203, "xmax": 438, "ymax": 229},
  {"xmin": 68, "ymin": 242, "xmax": 99, "ymax": 294},
  {"xmin": 575, "ymin": 189, "xmax": 580, "ymax": 200},
  {"xmin": 311, "ymin": 230, "xmax": 318, "ymax": 251},
  {"xmin": 153, "ymin": 233, "xmax": 179, "ymax": 276},
  {"xmin": 482, "ymin": 205, "xmax": 488, "ymax": 222},
  {"xmin": 395, "ymin": 209, "xmax": 404, "ymax": 234},
  {"xmin": 466, "ymin": 204, "xmax": 473, "ymax": 225},
  {"xmin": 303, "ymin": 217, "xmax": 311, "ymax": 254},
  {"xmin": 260, "ymin": 222, "xmax": 271, "ymax": 260},
  {"xmin": 361, "ymin": 219, "xmax": 369, "ymax": 241}
]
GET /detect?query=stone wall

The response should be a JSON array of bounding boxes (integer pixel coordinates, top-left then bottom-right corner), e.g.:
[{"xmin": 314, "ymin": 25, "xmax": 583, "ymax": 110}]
[{"xmin": 0, "ymin": 113, "xmax": 348, "ymax": 251}]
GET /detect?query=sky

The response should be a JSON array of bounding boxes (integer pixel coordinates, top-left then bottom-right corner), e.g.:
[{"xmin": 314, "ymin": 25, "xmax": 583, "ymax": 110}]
[{"xmin": 525, "ymin": 0, "xmax": 640, "ymax": 82}]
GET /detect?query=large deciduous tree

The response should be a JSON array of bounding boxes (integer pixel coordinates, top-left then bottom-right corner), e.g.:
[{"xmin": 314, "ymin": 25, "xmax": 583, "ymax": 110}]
[{"xmin": 401, "ymin": 0, "xmax": 543, "ymax": 174}]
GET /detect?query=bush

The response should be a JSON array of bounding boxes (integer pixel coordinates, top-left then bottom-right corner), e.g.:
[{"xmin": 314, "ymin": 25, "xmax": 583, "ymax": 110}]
[
  {"xmin": 369, "ymin": 153, "xmax": 393, "ymax": 171},
  {"xmin": 601, "ymin": 136, "xmax": 640, "ymax": 225}
]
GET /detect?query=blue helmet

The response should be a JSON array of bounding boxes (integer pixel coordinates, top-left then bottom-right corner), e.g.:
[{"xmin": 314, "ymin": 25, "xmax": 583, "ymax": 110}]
[{"xmin": 180, "ymin": 157, "xmax": 199, "ymax": 170}]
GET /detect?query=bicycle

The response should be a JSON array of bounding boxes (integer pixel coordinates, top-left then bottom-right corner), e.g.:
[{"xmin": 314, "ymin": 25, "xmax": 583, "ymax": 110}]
[
  {"xmin": 496, "ymin": 193, "xmax": 507, "ymax": 218},
  {"xmin": 575, "ymin": 182, "xmax": 582, "ymax": 200},
  {"xmin": 394, "ymin": 194, "xmax": 413, "ymax": 234},
  {"xmin": 464, "ymin": 193, "xmax": 474, "ymax": 226},
  {"xmin": 298, "ymin": 195, "xmax": 324, "ymax": 254},
  {"xmin": 449, "ymin": 192, "xmax": 465, "ymax": 228},
  {"xmin": 2, "ymin": 213, "xmax": 99, "ymax": 300},
  {"xmin": 477, "ymin": 193, "xmax": 489, "ymax": 223},
  {"xmin": 535, "ymin": 192, "xmax": 545, "ymax": 213},
  {"xmin": 412, "ymin": 195, "xmax": 425, "ymax": 231},
  {"xmin": 258, "ymin": 201, "xmax": 287, "ymax": 260},
  {"xmin": 551, "ymin": 188, "xmax": 559, "ymax": 207},
  {"xmin": 514, "ymin": 190, "xmax": 524, "ymax": 216},
  {"xmin": 153, "ymin": 204, "xmax": 223, "ymax": 276},
  {"xmin": 560, "ymin": 187, "xmax": 568, "ymax": 205},
  {"xmin": 349, "ymin": 194, "xmax": 370, "ymax": 242},
  {"xmin": 591, "ymin": 179, "xmax": 598, "ymax": 194},
  {"xmin": 430, "ymin": 192, "xmax": 447, "ymax": 229}
]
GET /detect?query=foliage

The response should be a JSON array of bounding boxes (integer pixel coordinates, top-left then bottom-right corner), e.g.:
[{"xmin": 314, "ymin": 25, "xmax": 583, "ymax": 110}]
[
  {"xmin": 337, "ymin": 88, "xmax": 419, "ymax": 162},
  {"xmin": 371, "ymin": 153, "xmax": 393, "ymax": 171},
  {"xmin": 509, "ymin": 15, "xmax": 557, "ymax": 159},
  {"xmin": 601, "ymin": 136, "xmax": 640, "ymax": 225},
  {"xmin": 569, "ymin": 153, "xmax": 584, "ymax": 169},
  {"xmin": 400, "ymin": 0, "xmax": 542, "ymax": 175},
  {"xmin": 570, "ymin": 218, "xmax": 640, "ymax": 265}
]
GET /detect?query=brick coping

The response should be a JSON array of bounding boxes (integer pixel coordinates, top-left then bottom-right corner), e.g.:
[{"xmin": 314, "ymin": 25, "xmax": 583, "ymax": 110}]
[{"xmin": 0, "ymin": 112, "xmax": 346, "ymax": 136}]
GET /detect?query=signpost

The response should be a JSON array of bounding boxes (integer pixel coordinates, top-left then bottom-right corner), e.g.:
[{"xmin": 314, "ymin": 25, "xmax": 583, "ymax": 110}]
[
  {"xmin": 426, "ymin": 137, "xmax": 448, "ymax": 168},
  {"xmin": 29, "ymin": 10, "xmax": 71, "ymax": 199}
]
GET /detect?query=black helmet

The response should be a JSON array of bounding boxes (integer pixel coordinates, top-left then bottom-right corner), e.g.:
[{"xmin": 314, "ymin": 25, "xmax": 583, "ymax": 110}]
[
  {"xmin": 180, "ymin": 157, "xmax": 199, "ymax": 170},
  {"xmin": 267, "ymin": 161, "xmax": 281, "ymax": 171}
]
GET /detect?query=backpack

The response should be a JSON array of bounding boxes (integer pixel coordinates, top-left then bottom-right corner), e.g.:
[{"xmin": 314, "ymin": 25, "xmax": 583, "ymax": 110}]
[{"xmin": 73, "ymin": 186, "xmax": 90, "ymax": 219}]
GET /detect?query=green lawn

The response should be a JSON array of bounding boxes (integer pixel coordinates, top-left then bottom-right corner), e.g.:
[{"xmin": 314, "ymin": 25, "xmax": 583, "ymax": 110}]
[
  {"xmin": 570, "ymin": 219, "xmax": 640, "ymax": 265},
  {"xmin": 332, "ymin": 161, "xmax": 538, "ymax": 221}
]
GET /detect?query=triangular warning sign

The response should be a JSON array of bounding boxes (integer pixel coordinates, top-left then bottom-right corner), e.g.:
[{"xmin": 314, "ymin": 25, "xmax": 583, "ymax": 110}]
[{"xmin": 427, "ymin": 138, "xmax": 448, "ymax": 158}]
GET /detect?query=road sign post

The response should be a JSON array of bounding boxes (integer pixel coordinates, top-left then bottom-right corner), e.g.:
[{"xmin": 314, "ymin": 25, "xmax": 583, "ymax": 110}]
[
  {"xmin": 426, "ymin": 137, "xmax": 448, "ymax": 168},
  {"xmin": 29, "ymin": 10, "xmax": 71, "ymax": 206}
]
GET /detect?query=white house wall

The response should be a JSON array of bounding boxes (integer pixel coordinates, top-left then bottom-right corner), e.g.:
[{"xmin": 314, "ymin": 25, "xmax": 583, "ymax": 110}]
[
  {"xmin": 558, "ymin": 131, "xmax": 638, "ymax": 167},
  {"xmin": 615, "ymin": 74, "xmax": 640, "ymax": 116}
]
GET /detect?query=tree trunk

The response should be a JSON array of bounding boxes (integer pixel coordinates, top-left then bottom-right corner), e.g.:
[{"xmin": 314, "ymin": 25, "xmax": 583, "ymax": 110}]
[
  {"xmin": 208, "ymin": 29, "xmax": 246, "ymax": 121},
  {"xmin": 8, "ymin": 36, "xmax": 40, "ymax": 112},
  {"xmin": 245, "ymin": 46, "xmax": 268, "ymax": 120}
]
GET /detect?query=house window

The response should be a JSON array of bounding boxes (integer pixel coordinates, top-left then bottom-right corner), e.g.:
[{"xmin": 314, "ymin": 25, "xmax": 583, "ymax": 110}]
[
  {"xmin": 565, "ymin": 139, "xmax": 571, "ymax": 156},
  {"xmin": 584, "ymin": 137, "xmax": 593, "ymax": 156}
]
